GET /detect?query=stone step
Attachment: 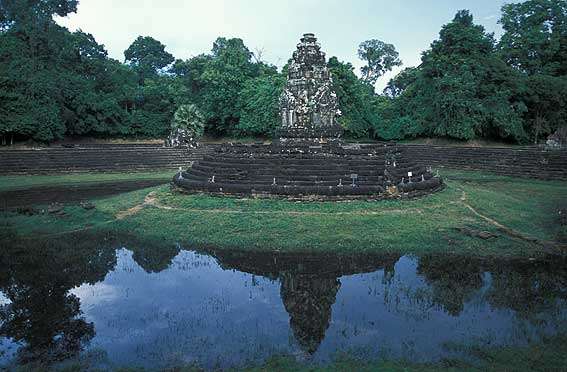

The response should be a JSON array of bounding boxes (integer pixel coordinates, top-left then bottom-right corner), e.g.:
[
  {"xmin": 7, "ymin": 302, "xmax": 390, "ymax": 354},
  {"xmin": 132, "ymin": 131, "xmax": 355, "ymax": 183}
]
[
  {"xmin": 183, "ymin": 173, "xmax": 385, "ymax": 185},
  {"xmin": 189, "ymin": 167, "xmax": 386, "ymax": 178},
  {"xmin": 175, "ymin": 178, "xmax": 386, "ymax": 196}
]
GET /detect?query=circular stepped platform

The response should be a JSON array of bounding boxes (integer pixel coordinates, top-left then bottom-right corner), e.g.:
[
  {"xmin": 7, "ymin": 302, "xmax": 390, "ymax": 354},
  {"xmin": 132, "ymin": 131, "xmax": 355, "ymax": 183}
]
[{"xmin": 173, "ymin": 144, "xmax": 443, "ymax": 200}]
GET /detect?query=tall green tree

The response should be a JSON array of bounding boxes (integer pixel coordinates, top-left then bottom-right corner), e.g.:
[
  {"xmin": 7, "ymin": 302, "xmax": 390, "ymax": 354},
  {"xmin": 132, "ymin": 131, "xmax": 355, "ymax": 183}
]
[
  {"xmin": 0, "ymin": 1, "xmax": 80, "ymax": 143},
  {"xmin": 170, "ymin": 54, "xmax": 212, "ymax": 98},
  {"xmin": 236, "ymin": 74, "xmax": 285, "ymax": 136},
  {"xmin": 499, "ymin": 0, "xmax": 567, "ymax": 76},
  {"xmin": 383, "ymin": 67, "xmax": 419, "ymax": 98},
  {"xmin": 195, "ymin": 37, "xmax": 259, "ymax": 134},
  {"xmin": 124, "ymin": 36, "xmax": 174, "ymax": 85},
  {"xmin": 327, "ymin": 57, "xmax": 380, "ymax": 138},
  {"xmin": 381, "ymin": 10, "xmax": 526, "ymax": 142},
  {"xmin": 0, "ymin": 0, "xmax": 78, "ymax": 30},
  {"xmin": 499, "ymin": 0, "xmax": 567, "ymax": 143},
  {"xmin": 357, "ymin": 39, "xmax": 402, "ymax": 85}
]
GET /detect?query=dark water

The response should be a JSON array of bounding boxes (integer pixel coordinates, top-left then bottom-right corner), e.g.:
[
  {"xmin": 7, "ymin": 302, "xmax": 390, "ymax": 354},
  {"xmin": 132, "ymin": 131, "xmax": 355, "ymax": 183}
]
[
  {"xmin": 0, "ymin": 235, "xmax": 566, "ymax": 370},
  {"xmin": 0, "ymin": 179, "xmax": 168, "ymax": 209}
]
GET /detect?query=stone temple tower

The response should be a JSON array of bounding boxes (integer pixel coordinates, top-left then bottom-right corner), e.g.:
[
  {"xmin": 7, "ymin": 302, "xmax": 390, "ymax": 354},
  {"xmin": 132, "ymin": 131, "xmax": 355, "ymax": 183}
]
[{"xmin": 279, "ymin": 33, "xmax": 343, "ymax": 143}]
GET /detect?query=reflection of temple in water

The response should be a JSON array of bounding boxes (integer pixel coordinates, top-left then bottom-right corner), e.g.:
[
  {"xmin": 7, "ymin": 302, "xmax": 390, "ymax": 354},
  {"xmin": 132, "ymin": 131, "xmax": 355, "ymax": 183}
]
[
  {"xmin": 207, "ymin": 249, "xmax": 400, "ymax": 354},
  {"xmin": 280, "ymin": 273, "xmax": 339, "ymax": 354}
]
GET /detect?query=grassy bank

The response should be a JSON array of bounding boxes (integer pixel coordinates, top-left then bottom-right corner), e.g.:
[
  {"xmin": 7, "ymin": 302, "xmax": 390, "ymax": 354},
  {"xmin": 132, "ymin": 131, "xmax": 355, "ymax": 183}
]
[
  {"xmin": 2, "ymin": 169, "xmax": 565, "ymax": 257},
  {"xmin": 242, "ymin": 334, "xmax": 567, "ymax": 372},
  {"xmin": 16, "ymin": 333, "xmax": 566, "ymax": 371},
  {"xmin": 0, "ymin": 169, "xmax": 175, "ymax": 192}
]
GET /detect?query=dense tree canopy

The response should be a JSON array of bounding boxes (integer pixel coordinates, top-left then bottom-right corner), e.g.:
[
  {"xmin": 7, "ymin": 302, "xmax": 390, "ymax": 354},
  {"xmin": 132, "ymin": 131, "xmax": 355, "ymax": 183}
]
[
  {"xmin": 0, "ymin": 0, "xmax": 566, "ymax": 145},
  {"xmin": 327, "ymin": 57, "xmax": 380, "ymax": 138},
  {"xmin": 499, "ymin": 0, "xmax": 567, "ymax": 76},
  {"xmin": 0, "ymin": 0, "xmax": 78, "ymax": 30},
  {"xmin": 401, "ymin": 10, "xmax": 526, "ymax": 141},
  {"xmin": 236, "ymin": 74, "xmax": 284, "ymax": 136},
  {"xmin": 497, "ymin": 0, "xmax": 567, "ymax": 143}
]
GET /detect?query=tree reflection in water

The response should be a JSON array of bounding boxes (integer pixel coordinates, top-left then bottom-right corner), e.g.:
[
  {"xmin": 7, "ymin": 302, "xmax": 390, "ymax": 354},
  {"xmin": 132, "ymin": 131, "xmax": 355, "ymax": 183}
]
[
  {"xmin": 416, "ymin": 254, "xmax": 567, "ymax": 320},
  {"xmin": 0, "ymin": 231, "xmax": 566, "ymax": 368},
  {"xmin": 0, "ymin": 232, "xmax": 116, "ymax": 365}
]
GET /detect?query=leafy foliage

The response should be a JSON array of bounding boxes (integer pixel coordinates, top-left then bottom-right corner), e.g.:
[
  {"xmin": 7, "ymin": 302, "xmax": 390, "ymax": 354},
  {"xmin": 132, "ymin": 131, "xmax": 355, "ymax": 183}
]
[
  {"xmin": 498, "ymin": 0, "xmax": 567, "ymax": 142},
  {"xmin": 327, "ymin": 57, "xmax": 380, "ymax": 138},
  {"xmin": 499, "ymin": 0, "xmax": 567, "ymax": 76},
  {"xmin": 380, "ymin": 10, "xmax": 528, "ymax": 142},
  {"xmin": 171, "ymin": 104, "xmax": 205, "ymax": 139},
  {"xmin": 357, "ymin": 39, "xmax": 402, "ymax": 85},
  {"xmin": 236, "ymin": 74, "xmax": 285, "ymax": 136},
  {"xmin": 124, "ymin": 36, "xmax": 174, "ymax": 85},
  {"xmin": 0, "ymin": 1, "xmax": 566, "ymax": 145}
]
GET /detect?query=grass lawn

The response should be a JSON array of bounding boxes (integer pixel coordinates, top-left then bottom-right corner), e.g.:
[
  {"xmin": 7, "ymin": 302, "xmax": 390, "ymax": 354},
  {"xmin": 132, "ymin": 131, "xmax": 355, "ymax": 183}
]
[
  {"xmin": 241, "ymin": 333, "xmax": 567, "ymax": 372},
  {"xmin": 0, "ymin": 169, "xmax": 176, "ymax": 191},
  {"xmin": 38, "ymin": 333, "xmax": 567, "ymax": 371},
  {"xmin": 2, "ymin": 168, "xmax": 565, "ymax": 257}
]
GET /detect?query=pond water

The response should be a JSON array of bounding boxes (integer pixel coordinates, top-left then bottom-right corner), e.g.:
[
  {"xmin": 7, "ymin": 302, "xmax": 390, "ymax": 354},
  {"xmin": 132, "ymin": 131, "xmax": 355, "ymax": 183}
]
[{"xmin": 0, "ymin": 236, "xmax": 566, "ymax": 370}]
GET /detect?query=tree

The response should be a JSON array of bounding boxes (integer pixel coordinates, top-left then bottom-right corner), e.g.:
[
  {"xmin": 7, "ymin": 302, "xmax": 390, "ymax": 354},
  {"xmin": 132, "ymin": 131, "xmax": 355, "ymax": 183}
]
[
  {"xmin": 171, "ymin": 104, "xmax": 205, "ymax": 138},
  {"xmin": 327, "ymin": 57, "xmax": 380, "ymax": 138},
  {"xmin": 499, "ymin": 0, "xmax": 567, "ymax": 143},
  {"xmin": 236, "ymin": 74, "xmax": 285, "ymax": 136},
  {"xmin": 0, "ymin": 24, "xmax": 65, "ymax": 143},
  {"xmin": 129, "ymin": 78, "xmax": 176, "ymax": 137},
  {"xmin": 357, "ymin": 39, "xmax": 402, "ymax": 85},
  {"xmin": 197, "ymin": 37, "xmax": 258, "ymax": 134},
  {"xmin": 1, "ymin": 0, "xmax": 78, "ymax": 31},
  {"xmin": 499, "ymin": 0, "xmax": 567, "ymax": 76},
  {"xmin": 380, "ymin": 10, "xmax": 526, "ymax": 142},
  {"xmin": 124, "ymin": 36, "xmax": 174, "ymax": 85},
  {"xmin": 170, "ymin": 54, "xmax": 212, "ymax": 98},
  {"xmin": 383, "ymin": 67, "xmax": 419, "ymax": 98},
  {"xmin": 522, "ymin": 74, "xmax": 567, "ymax": 143}
]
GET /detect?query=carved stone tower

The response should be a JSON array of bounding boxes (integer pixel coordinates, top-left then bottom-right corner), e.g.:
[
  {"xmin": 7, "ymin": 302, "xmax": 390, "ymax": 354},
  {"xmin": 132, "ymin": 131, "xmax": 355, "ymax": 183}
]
[{"xmin": 279, "ymin": 33, "xmax": 342, "ymax": 143}]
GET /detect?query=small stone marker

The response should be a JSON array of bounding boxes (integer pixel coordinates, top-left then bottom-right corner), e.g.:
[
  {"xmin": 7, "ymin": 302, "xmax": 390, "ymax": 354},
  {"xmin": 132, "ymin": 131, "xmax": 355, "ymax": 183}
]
[
  {"xmin": 350, "ymin": 174, "xmax": 358, "ymax": 187},
  {"xmin": 80, "ymin": 201, "xmax": 95, "ymax": 210}
]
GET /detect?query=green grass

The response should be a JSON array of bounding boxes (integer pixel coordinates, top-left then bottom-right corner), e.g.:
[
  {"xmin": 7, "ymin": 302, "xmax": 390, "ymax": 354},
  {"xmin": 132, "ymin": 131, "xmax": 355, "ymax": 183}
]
[
  {"xmin": 26, "ymin": 333, "xmax": 566, "ymax": 371},
  {"xmin": 239, "ymin": 334, "xmax": 567, "ymax": 372},
  {"xmin": 2, "ymin": 169, "xmax": 565, "ymax": 257},
  {"xmin": 0, "ymin": 169, "xmax": 175, "ymax": 191}
]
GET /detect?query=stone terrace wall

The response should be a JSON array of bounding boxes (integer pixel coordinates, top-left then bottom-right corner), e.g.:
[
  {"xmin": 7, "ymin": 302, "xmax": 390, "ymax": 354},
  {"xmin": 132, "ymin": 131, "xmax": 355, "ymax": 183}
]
[
  {"xmin": 1, "ymin": 143, "xmax": 566, "ymax": 180},
  {"xmin": 0, "ymin": 144, "xmax": 206, "ymax": 174},
  {"xmin": 391, "ymin": 144, "xmax": 567, "ymax": 180}
]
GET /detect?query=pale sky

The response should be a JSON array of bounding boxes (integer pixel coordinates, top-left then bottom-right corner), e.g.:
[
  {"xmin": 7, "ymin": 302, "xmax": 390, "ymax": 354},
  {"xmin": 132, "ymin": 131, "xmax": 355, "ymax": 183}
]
[{"xmin": 55, "ymin": 0, "xmax": 521, "ymax": 91}]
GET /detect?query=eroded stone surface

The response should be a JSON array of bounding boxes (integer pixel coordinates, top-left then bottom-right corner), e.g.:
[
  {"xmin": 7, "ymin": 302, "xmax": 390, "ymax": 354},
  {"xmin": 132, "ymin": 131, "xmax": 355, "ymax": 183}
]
[
  {"xmin": 547, "ymin": 126, "xmax": 567, "ymax": 149},
  {"xmin": 165, "ymin": 128, "xmax": 199, "ymax": 148},
  {"xmin": 278, "ymin": 33, "xmax": 342, "ymax": 144}
]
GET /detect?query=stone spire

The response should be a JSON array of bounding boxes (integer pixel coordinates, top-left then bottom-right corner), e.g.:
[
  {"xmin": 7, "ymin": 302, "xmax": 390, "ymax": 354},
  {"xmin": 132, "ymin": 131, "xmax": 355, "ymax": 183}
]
[{"xmin": 279, "ymin": 33, "xmax": 342, "ymax": 143}]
